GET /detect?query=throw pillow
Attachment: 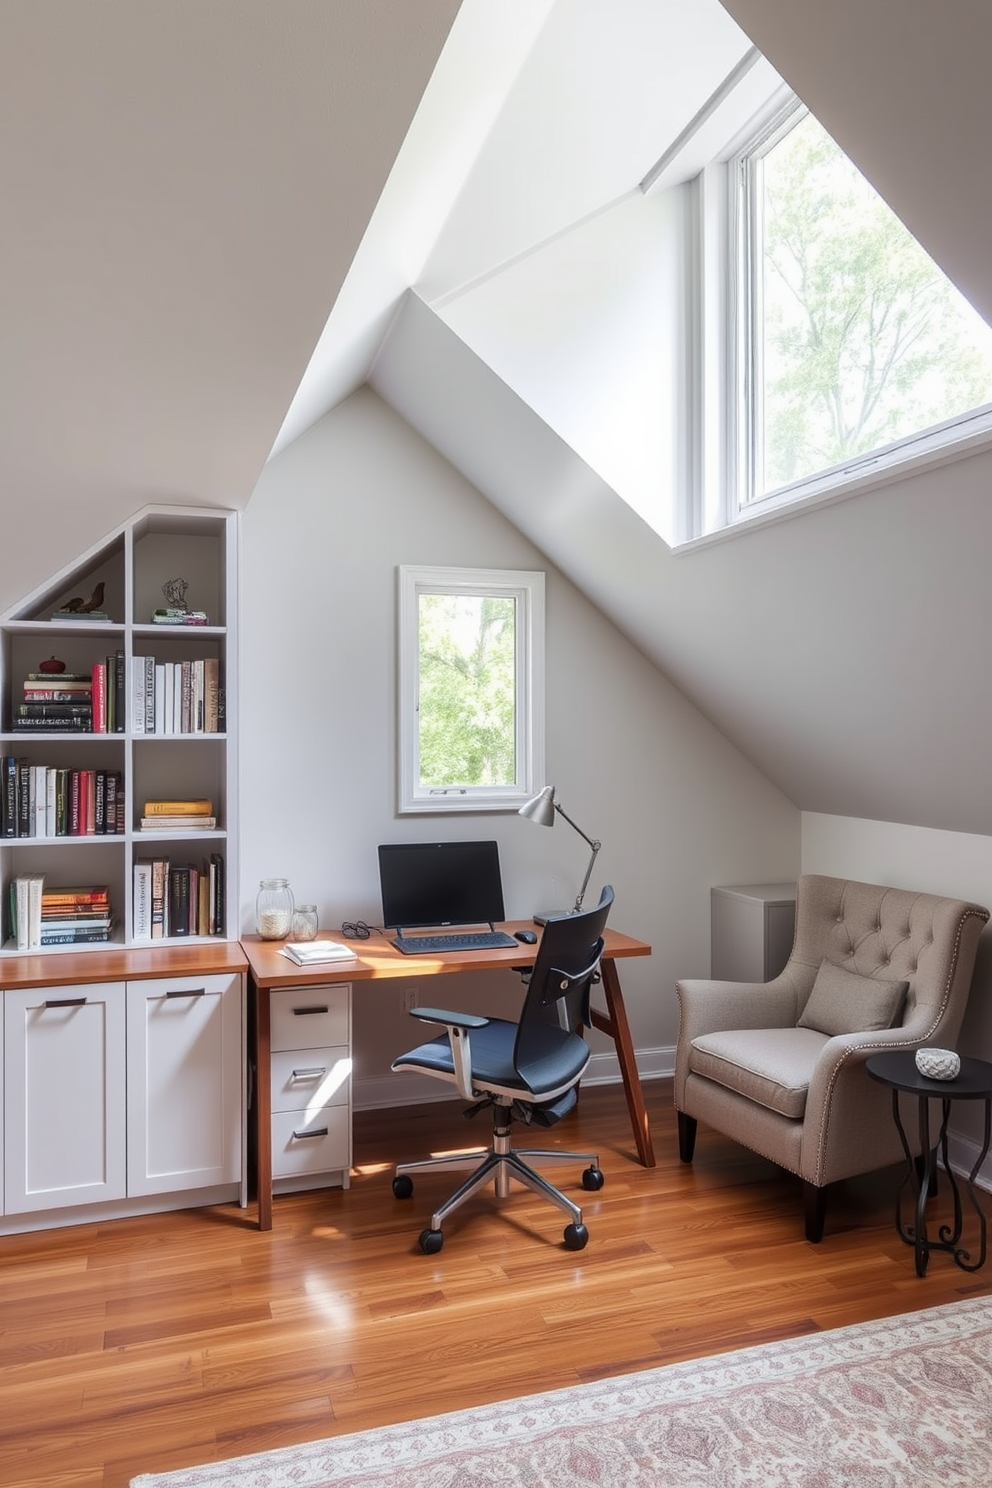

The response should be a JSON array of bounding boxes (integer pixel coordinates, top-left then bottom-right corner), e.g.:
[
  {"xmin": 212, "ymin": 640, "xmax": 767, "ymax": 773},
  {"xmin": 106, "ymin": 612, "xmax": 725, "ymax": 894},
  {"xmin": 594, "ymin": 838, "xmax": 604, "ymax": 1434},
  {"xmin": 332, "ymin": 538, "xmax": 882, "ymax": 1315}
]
[{"xmin": 797, "ymin": 959, "xmax": 908, "ymax": 1037}]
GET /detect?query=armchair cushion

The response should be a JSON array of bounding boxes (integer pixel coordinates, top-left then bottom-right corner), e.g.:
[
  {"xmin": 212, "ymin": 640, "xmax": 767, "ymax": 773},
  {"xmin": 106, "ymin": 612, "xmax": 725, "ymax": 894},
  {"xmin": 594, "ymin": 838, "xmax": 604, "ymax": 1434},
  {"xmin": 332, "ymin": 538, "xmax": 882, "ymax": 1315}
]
[
  {"xmin": 688, "ymin": 1027, "xmax": 829, "ymax": 1119},
  {"xmin": 797, "ymin": 960, "xmax": 908, "ymax": 1037}
]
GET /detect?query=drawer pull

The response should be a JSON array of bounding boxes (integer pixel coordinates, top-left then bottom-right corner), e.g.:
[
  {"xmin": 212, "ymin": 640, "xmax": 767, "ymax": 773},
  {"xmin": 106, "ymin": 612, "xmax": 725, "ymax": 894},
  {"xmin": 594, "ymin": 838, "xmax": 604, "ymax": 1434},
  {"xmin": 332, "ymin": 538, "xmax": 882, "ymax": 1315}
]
[
  {"xmin": 293, "ymin": 1005, "xmax": 329, "ymax": 1016},
  {"xmin": 167, "ymin": 987, "xmax": 206, "ymax": 999},
  {"xmin": 45, "ymin": 996, "xmax": 87, "ymax": 1008},
  {"xmin": 292, "ymin": 1126, "xmax": 329, "ymax": 1140},
  {"xmin": 292, "ymin": 1066, "xmax": 327, "ymax": 1080}
]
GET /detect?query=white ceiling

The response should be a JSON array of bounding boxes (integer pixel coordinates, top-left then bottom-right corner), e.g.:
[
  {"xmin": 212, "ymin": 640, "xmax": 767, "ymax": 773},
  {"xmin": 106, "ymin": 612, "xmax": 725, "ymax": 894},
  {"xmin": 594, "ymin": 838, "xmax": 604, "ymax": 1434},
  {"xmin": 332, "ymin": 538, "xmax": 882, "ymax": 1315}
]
[{"xmin": 4, "ymin": 0, "xmax": 992, "ymax": 834}]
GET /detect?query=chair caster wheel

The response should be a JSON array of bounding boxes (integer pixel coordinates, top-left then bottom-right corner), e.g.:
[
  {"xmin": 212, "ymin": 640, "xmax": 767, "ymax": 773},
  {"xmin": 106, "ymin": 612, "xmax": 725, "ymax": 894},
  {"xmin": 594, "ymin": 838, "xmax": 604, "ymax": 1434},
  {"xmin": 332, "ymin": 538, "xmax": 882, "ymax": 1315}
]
[
  {"xmin": 563, "ymin": 1222, "xmax": 589, "ymax": 1250},
  {"xmin": 392, "ymin": 1174, "xmax": 414, "ymax": 1199},
  {"xmin": 418, "ymin": 1228, "xmax": 444, "ymax": 1254},
  {"xmin": 581, "ymin": 1166, "xmax": 604, "ymax": 1191}
]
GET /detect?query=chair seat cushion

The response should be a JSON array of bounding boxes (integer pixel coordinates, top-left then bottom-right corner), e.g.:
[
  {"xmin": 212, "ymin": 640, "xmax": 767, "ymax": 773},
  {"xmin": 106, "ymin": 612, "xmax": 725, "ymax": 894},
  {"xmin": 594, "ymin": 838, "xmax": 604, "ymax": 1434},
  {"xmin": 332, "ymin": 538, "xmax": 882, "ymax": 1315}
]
[
  {"xmin": 797, "ymin": 960, "xmax": 908, "ymax": 1037},
  {"xmin": 688, "ymin": 1027, "xmax": 830, "ymax": 1119},
  {"xmin": 393, "ymin": 1018, "xmax": 588, "ymax": 1098}
]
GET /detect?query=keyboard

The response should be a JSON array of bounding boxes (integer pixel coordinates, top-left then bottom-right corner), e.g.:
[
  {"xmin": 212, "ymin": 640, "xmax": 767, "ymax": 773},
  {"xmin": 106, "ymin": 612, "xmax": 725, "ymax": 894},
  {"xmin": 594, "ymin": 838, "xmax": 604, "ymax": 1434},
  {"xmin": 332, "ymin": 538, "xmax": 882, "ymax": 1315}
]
[{"xmin": 391, "ymin": 930, "xmax": 519, "ymax": 955}]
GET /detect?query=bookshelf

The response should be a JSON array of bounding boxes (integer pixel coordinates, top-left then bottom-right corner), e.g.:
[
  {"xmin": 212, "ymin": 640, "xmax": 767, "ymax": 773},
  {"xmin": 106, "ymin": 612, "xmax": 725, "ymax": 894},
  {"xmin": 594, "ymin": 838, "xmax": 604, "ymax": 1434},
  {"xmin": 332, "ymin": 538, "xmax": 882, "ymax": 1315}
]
[{"xmin": 0, "ymin": 507, "xmax": 238, "ymax": 953}]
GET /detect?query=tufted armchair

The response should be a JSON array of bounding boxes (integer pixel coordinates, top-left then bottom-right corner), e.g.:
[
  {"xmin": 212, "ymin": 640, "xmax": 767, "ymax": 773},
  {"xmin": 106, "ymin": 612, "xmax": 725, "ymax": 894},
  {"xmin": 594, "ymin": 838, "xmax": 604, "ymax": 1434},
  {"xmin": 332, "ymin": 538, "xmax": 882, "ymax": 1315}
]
[{"xmin": 675, "ymin": 875, "xmax": 988, "ymax": 1241}]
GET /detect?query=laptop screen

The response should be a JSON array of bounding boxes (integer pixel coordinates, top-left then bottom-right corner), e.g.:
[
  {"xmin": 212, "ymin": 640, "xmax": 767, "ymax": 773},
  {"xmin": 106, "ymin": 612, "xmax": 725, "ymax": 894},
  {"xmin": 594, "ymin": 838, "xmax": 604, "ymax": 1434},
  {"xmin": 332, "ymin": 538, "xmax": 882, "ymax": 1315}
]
[{"xmin": 378, "ymin": 840, "xmax": 506, "ymax": 930}]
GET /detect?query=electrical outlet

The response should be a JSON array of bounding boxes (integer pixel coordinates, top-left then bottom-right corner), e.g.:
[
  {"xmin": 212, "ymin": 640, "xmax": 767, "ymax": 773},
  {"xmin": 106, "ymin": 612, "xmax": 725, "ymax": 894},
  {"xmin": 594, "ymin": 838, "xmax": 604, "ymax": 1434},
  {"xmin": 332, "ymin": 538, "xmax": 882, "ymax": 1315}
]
[{"xmin": 402, "ymin": 987, "xmax": 418, "ymax": 1013}]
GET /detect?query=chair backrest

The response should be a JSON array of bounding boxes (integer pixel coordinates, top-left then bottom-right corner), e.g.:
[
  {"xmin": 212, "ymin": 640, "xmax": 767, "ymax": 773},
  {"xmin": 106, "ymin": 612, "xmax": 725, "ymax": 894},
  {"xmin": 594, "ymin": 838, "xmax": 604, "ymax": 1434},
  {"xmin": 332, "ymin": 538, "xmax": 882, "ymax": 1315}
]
[
  {"xmin": 513, "ymin": 885, "xmax": 614, "ymax": 1085},
  {"xmin": 787, "ymin": 874, "xmax": 988, "ymax": 1044}
]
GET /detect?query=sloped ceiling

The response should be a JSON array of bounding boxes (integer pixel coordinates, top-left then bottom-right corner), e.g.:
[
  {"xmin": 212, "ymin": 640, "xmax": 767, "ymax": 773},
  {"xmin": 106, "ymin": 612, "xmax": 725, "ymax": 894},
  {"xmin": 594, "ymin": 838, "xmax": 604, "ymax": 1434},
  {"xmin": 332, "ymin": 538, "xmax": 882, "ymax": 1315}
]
[{"xmin": 0, "ymin": 0, "xmax": 461, "ymax": 605}]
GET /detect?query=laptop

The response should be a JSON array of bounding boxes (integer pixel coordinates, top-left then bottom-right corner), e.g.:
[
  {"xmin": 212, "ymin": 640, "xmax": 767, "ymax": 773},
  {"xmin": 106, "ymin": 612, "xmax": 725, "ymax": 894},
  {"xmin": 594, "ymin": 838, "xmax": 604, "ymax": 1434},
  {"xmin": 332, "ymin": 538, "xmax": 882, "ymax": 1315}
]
[{"xmin": 377, "ymin": 840, "xmax": 517, "ymax": 952}]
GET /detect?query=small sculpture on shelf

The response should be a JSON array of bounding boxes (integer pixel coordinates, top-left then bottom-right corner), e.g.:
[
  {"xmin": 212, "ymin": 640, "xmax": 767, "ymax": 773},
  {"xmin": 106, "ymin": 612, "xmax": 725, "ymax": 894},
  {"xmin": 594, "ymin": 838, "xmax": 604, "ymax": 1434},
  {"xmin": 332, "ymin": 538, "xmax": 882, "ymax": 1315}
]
[
  {"xmin": 51, "ymin": 580, "xmax": 110, "ymax": 621},
  {"xmin": 152, "ymin": 576, "xmax": 208, "ymax": 626}
]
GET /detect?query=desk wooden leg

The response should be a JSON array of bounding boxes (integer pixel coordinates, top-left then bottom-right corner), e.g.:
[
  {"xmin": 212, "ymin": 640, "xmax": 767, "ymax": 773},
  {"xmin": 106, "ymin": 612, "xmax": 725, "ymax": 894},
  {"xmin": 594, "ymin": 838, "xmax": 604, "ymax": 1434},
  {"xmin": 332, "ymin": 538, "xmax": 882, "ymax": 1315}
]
[
  {"xmin": 589, "ymin": 957, "xmax": 655, "ymax": 1167},
  {"xmin": 249, "ymin": 979, "xmax": 273, "ymax": 1231}
]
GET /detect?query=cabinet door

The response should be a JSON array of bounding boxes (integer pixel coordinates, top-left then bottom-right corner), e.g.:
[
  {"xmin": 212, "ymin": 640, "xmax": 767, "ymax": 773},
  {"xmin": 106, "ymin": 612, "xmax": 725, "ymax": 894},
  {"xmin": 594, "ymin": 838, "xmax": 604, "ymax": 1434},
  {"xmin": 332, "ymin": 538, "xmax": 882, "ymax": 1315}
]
[
  {"xmin": 126, "ymin": 972, "xmax": 242, "ymax": 1195},
  {"xmin": 4, "ymin": 982, "xmax": 126, "ymax": 1213}
]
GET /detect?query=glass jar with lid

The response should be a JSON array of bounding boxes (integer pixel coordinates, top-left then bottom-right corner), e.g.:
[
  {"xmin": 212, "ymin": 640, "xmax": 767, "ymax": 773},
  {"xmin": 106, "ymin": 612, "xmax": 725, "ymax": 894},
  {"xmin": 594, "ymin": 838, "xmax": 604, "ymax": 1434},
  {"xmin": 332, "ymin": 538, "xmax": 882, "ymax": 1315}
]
[
  {"xmin": 256, "ymin": 878, "xmax": 294, "ymax": 939},
  {"xmin": 290, "ymin": 904, "xmax": 319, "ymax": 941}
]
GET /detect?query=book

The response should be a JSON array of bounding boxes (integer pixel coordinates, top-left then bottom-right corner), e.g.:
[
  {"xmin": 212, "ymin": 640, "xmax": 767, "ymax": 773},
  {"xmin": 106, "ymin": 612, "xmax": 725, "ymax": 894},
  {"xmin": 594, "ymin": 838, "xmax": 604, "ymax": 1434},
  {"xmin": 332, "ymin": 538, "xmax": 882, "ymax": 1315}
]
[
  {"xmin": 33, "ymin": 764, "xmax": 49, "ymax": 837},
  {"xmin": 105, "ymin": 771, "xmax": 118, "ymax": 834},
  {"xmin": 91, "ymin": 661, "xmax": 107, "ymax": 732},
  {"xmin": 39, "ymin": 916, "xmax": 113, "ymax": 932},
  {"xmin": 210, "ymin": 852, "xmax": 224, "ymax": 935},
  {"xmin": 151, "ymin": 858, "xmax": 168, "ymax": 937},
  {"xmin": 139, "ymin": 815, "xmax": 216, "ymax": 830},
  {"xmin": 204, "ymin": 657, "xmax": 220, "ymax": 732},
  {"xmin": 23, "ymin": 681, "xmax": 93, "ymax": 695},
  {"xmin": 17, "ymin": 702, "xmax": 94, "ymax": 717},
  {"xmin": 40, "ymin": 926, "xmax": 114, "ymax": 944},
  {"xmin": 24, "ymin": 672, "xmax": 92, "ymax": 682},
  {"xmin": 168, "ymin": 865, "xmax": 191, "ymax": 935},
  {"xmin": 41, "ymin": 886, "xmax": 110, "ymax": 906},
  {"xmin": 14, "ymin": 874, "xmax": 45, "ymax": 949},
  {"xmin": 50, "ymin": 609, "xmax": 112, "ymax": 623},
  {"xmin": 133, "ymin": 860, "xmax": 153, "ymax": 940},
  {"xmin": 11, "ymin": 715, "xmax": 93, "ymax": 730},
  {"xmin": 281, "ymin": 939, "xmax": 358, "ymax": 965},
  {"xmin": 94, "ymin": 770, "xmax": 107, "ymax": 833},
  {"xmin": 143, "ymin": 799, "xmax": 213, "ymax": 816}
]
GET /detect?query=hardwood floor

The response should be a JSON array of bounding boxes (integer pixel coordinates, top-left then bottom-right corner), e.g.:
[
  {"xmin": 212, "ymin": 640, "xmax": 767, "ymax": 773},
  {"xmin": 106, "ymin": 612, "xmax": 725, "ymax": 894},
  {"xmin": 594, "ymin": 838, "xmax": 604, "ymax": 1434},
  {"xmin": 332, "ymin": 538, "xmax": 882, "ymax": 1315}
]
[{"xmin": 1, "ymin": 1081, "xmax": 989, "ymax": 1487}]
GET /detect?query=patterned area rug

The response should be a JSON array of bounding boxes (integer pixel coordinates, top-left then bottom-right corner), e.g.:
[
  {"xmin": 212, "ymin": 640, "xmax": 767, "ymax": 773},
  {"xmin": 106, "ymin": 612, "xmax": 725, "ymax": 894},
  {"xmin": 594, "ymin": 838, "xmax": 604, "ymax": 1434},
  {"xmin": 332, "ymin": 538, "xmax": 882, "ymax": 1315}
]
[{"xmin": 132, "ymin": 1295, "xmax": 992, "ymax": 1487}]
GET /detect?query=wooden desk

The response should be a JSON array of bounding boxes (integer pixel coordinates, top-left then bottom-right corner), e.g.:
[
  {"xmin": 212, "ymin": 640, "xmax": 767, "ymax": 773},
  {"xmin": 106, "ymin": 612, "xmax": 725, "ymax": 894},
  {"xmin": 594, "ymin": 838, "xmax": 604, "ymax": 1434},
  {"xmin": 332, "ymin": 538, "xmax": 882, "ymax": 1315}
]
[{"xmin": 241, "ymin": 922, "xmax": 653, "ymax": 1230}]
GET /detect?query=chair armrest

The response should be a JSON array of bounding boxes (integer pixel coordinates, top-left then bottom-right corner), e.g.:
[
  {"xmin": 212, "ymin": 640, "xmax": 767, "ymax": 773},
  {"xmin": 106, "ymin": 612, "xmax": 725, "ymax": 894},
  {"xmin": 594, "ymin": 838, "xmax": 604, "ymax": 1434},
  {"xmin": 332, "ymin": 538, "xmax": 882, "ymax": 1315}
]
[
  {"xmin": 407, "ymin": 1006, "xmax": 488, "ymax": 1099},
  {"xmin": 675, "ymin": 978, "xmax": 798, "ymax": 1040},
  {"xmin": 674, "ymin": 978, "xmax": 800, "ymax": 1109},
  {"xmin": 409, "ymin": 1007, "xmax": 489, "ymax": 1030}
]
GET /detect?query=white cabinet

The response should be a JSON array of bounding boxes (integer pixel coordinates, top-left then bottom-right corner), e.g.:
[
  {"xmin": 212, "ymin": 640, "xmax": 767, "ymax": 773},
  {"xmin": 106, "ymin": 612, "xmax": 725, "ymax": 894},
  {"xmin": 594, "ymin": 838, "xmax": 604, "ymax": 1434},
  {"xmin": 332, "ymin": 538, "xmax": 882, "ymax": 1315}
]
[
  {"xmin": 126, "ymin": 972, "xmax": 242, "ymax": 1196},
  {"xmin": 711, "ymin": 883, "xmax": 797, "ymax": 982},
  {"xmin": 270, "ymin": 983, "xmax": 351, "ymax": 1192},
  {"xmin": 0, "ymin": 506, "xmax": 238, "ymax": 954},
  {"xmin": 3, "ymin": 981, "xmax": 127, "ymax": 1213}
]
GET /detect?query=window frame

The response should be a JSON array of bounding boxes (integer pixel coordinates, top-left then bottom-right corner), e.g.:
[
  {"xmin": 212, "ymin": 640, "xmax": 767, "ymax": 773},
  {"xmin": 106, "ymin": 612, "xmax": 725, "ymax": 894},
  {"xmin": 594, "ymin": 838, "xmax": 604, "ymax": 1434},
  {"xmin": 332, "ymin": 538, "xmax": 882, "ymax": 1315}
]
[
  {"xmin": 730, "ymin": 95, "xmax": 992, "ymax": 519},
  {"xmin": 397, "ymin": 564, "xmax": 545, "ymax": 815}
]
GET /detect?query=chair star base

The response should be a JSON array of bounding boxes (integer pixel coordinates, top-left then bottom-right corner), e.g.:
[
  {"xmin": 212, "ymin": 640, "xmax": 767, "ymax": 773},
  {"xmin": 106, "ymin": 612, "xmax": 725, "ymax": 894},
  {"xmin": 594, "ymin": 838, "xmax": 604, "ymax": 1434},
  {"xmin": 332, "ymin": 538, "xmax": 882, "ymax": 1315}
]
[{"xmin": 393, "ymin": 1101, "xmax": 603, "ymax": 1253}]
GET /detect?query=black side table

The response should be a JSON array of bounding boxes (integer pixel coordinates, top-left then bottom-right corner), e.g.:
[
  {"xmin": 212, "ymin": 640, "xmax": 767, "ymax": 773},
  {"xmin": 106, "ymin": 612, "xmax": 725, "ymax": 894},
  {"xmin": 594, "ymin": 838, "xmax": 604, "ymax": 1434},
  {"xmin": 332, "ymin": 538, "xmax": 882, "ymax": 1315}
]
[{"xmin": 867, "ymin": 1050, "xmax": 992, "ymax": 1277}]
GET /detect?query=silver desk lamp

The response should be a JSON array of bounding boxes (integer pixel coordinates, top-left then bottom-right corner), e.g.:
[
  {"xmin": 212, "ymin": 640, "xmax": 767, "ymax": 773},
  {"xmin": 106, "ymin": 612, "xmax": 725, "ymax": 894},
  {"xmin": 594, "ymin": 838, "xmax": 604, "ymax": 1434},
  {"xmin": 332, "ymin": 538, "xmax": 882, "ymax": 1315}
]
[{"xmin": 518, "ymin": 785, "xmax": 601, "ymax": 923}]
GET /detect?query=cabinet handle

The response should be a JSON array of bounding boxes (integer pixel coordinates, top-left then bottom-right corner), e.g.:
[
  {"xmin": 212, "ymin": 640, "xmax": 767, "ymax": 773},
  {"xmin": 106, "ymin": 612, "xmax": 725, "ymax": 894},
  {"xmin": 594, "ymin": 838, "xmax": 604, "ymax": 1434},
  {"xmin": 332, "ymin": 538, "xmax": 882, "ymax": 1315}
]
[
  {"xmin": 44, "ymin": 997, "xmax": 87, "ymax": 1008},
  {"xmin": 293, "ymin": 1005, "xmax": 328, "ymax": 1016},
  {"xmin": 167, "ymin": 987, "xmax": 206, "ymax": 998},
  {"xmin": 292, "ymin": 1126, "xmax": 329, "ymax": 1140},
  {"xmin": 291, "ymin": 1066, "xmax": 327, "ymax": 1080}
]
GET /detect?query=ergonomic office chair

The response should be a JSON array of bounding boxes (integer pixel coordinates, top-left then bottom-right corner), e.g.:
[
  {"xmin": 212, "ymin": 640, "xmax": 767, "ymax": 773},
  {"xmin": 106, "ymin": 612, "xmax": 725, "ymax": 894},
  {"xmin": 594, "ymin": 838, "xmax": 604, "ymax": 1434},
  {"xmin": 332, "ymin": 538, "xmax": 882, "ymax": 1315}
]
[{"xmin": 391, "ymin": 884, "xmax": 615, "ymax": 1253}]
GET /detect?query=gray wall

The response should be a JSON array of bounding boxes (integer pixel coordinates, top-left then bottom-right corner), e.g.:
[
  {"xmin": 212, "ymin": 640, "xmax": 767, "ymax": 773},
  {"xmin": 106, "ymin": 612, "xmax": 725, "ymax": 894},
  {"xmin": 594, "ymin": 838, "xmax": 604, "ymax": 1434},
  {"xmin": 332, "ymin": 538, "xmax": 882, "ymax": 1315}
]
[{"xmin": 239, "ymin": 386, "xmax": 799, "ymax": 1107}]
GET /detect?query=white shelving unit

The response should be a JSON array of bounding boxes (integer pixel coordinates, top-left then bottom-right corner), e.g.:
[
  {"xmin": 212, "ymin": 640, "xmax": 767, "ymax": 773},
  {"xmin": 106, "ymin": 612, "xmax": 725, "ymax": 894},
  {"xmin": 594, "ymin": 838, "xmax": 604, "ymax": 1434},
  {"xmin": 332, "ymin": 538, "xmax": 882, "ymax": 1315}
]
[{"xmin": 0, "ymin": 506, "xmax": 238, "ymax": 953}]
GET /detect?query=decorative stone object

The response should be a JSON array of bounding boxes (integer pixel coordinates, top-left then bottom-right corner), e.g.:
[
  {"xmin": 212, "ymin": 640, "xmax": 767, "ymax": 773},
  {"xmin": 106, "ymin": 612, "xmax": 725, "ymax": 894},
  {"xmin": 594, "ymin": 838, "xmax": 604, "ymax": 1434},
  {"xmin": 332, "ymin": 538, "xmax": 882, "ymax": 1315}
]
[{"xmin": 915, "ymin": 1047, "xmax": 961, "ymax": 1081}]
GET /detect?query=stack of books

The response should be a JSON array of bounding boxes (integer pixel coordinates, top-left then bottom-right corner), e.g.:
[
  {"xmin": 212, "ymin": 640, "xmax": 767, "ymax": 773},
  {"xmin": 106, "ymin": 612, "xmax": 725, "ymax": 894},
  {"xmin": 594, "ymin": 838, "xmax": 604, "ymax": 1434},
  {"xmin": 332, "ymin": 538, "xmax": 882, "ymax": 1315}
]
[
  {"xmin": 140, "ymin": 799, "xmax": 217, "ymax": 832},
  {"xmin": 281, "ymin": 939, "xmax": 358, "ymax": 966},
  {"xmin": 39, "ymin": 885, "xmax": 113, "ymax": 945},
  {"xmin": 14, "ymin": 672, "xmax": 93, "ymax": 731}
]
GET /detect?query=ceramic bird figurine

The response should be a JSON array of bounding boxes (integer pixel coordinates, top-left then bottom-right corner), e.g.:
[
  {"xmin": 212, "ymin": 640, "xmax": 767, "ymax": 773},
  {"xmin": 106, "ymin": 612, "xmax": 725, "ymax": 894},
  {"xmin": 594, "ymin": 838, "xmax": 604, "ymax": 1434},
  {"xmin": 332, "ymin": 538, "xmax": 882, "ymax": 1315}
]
[{"xmin": 61, "ymin": 580, "xmax": 105, "ymax": 613}]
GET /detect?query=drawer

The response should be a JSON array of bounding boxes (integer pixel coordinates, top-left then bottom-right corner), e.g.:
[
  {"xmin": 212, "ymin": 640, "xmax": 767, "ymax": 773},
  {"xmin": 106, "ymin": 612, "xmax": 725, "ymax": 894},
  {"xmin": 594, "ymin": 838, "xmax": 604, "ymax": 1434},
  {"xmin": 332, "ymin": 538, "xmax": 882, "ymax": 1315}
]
[
  {"xmin": 270, "ymin": 984, "xmax": 350, "ymax": 1052},
  {"xmin": 272, "ymin": 1105, "xmax": 350, "ymax": 1178},
  {"xmin": 271, "ymin": 1046, "xmax": 351, "ymax": 1114}
]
